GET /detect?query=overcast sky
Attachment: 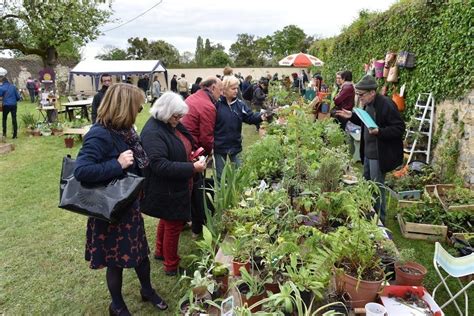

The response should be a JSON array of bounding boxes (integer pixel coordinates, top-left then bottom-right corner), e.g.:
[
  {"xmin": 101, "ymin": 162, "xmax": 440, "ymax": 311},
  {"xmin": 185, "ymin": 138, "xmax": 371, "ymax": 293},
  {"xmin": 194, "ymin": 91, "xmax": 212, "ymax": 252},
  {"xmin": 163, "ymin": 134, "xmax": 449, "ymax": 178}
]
[{"xmin": 83, "ymin": 0, "xmax": 398, "ymax": 60}]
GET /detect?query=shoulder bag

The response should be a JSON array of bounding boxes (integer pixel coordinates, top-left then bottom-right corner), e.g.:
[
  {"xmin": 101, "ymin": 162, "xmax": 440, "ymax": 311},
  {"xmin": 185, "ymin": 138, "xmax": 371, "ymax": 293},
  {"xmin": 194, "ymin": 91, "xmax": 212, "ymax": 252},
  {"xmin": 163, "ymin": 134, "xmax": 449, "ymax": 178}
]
[{"xmin": 59, "ymin": 152, "xmax": 144, "ymax": 223}]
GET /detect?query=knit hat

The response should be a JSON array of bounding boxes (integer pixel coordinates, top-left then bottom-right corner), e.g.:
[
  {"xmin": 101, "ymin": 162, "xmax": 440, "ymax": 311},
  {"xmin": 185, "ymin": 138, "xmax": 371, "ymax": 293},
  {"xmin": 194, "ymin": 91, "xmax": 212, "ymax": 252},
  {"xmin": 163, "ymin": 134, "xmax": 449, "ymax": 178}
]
[{"xmin": 355, "ymin": 75, "xmax": 377, "ymax": 91}]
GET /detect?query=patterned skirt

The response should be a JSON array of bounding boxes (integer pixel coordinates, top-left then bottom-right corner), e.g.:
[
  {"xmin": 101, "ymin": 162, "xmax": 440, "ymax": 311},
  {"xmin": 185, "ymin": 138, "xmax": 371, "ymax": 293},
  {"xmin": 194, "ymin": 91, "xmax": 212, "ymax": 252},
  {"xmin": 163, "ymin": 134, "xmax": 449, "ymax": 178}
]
[{"xmin": 85, "ymin": 201, "xmax": 149, "ymax": 269}]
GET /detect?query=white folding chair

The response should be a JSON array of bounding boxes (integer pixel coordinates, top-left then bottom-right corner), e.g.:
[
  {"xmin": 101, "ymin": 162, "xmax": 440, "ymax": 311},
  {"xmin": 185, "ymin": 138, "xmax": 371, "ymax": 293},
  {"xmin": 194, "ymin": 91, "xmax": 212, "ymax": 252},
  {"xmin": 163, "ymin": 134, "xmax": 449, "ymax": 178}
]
[{"xmin": 432, "ymin": 242, "xmax": 474, "ymax": 316}]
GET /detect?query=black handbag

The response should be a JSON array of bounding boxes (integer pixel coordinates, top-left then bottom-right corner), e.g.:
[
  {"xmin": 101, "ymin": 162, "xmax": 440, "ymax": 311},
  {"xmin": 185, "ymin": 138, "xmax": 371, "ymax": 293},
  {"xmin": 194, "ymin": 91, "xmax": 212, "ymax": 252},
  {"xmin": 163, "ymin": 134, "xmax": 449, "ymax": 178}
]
[{"xmin": 59, "ymin": 155, "xmax": 145, "ymax": 223}]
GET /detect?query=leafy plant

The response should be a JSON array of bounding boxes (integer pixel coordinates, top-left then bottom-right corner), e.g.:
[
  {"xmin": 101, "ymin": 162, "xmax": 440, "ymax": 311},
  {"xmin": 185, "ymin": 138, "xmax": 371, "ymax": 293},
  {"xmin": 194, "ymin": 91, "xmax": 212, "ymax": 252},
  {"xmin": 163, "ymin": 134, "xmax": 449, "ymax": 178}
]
[
  {"xmin": 20, "ymin": 113, "xmax": 37, "ymax": 129},
  {"xmin": 397, "ymin": 248, "xmax": 416, "ymax": 265},
  {"xmin": 189, "ymin": 270, "xmax": 216, "ymax": 295},
  {"xmin": 242, "ymin": 135, "xmax": 284, "ymax": 181},
  {"xmin": 204, "ymin": 163, "xmax": 249, "ymax": 239},
  {"xmin": 236, "ymin": 267, "xmax": 265, "ymax": 299},
  {"xmin": 401, "ymin": 200, "xmax": 445, "ymax": 225},
  {"xmin": 311, "ymin": 1, "xmax": 474, "ymax": 118},
  {"xmin": 220, "ymin": 233, "xmax": 251, "ymax": 263}
]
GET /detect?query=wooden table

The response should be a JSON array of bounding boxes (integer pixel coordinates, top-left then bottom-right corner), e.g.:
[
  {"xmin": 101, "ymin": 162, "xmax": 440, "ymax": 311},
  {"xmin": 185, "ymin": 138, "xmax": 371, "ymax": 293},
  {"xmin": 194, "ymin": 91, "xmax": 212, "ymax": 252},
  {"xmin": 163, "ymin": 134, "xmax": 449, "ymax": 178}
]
[{"xmin": 62, "ymin": 98, "xmax": 93, "ymax": 121}]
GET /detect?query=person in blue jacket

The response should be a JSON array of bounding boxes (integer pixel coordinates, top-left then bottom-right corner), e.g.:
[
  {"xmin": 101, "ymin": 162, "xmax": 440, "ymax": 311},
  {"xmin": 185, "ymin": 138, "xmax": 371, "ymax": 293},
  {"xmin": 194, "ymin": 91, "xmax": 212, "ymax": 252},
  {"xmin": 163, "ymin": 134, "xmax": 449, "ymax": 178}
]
[
  {"xmin": 214, "ymin": 76, "xmax": 266, "ymax": 180},
  {"xmin": 74, "ymin": 83, "xmax": 168, "ymax": 315},
  {"xmin": 0, "ymin": 78, "xmax": 21, "ymax": 139}
]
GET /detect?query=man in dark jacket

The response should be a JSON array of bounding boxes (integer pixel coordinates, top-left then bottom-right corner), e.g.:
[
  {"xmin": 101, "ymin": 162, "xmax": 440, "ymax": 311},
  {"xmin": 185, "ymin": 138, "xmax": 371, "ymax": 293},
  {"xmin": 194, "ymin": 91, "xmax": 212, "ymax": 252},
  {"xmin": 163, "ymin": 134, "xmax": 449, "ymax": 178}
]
[
  {"xmin": 0, "ymin": 78, "xmax": 21, "ymax": 138},
  {"xmin": 137, "ymin": 75, "xmax": 149, "ymax": 94},
  {"xmin": 91, "ymin": 74, "xmax": 112, "ymax": 123},
  {"xmin": 336, "ymin": 75, "xmax": 405, "ymax": 224},
  {"xmin": 170, "ymin": 74, "xmax": 178, "ymax": 93},
  {"xmin": 181, "ymin": 76, "xmax": 223, "ymax": 237}
]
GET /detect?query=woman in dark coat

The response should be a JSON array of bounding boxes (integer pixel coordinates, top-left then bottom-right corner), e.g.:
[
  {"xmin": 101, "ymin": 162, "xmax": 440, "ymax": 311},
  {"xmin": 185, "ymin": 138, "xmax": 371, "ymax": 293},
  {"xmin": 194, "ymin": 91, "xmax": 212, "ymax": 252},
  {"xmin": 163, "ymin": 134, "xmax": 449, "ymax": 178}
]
[
  {"xmin": 140, "ymin": 92, "xmax": 206, "ymax": 276},
  {"xmin": 214, "ymin": 76, "xmax": 265, "ymax": 180},
  {"xmin": 74, "ymin": 83, "xmax": 167, "ymax": 315}
]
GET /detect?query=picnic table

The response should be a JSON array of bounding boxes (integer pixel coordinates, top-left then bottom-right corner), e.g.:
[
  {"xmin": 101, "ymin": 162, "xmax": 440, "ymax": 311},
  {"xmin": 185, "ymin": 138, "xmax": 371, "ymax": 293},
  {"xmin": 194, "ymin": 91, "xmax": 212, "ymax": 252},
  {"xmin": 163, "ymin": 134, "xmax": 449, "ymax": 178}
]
[{"xmin": 62, "ymin": 98, "xmax": 93, "ymax": 121}]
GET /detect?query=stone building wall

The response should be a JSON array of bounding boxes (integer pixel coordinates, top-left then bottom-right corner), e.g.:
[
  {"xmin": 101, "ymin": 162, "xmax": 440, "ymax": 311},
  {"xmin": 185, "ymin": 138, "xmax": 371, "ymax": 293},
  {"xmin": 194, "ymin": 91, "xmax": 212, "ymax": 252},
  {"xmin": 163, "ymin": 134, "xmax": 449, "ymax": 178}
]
[
  {"xmin": 0, "ymin": 56, "xmax": 75, "ymax": 95},
  {"xmin": 432, "ymin": 90, "xmax": 474, "ymax": 186}
]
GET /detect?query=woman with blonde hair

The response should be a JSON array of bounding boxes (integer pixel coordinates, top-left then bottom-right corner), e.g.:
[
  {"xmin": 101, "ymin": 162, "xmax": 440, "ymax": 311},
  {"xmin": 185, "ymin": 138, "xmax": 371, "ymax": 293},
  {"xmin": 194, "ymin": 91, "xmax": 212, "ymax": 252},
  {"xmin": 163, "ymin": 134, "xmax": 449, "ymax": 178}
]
[
  {"xmin": 74, "ymin": 83, "xmax": 168, "ymax": 315},
  {"xmin": 140, "ymin": 92, "xmax": 206, "ymax": 276},
  {"xmin": 214, "ymin": 76, "xmax": 265, "ymax": 179}
]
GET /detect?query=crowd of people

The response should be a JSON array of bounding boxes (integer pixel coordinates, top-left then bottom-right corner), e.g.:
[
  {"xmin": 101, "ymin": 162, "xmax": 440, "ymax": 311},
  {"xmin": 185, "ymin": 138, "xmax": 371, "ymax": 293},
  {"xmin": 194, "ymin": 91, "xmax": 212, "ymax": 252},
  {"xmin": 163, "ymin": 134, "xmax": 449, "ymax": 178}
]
[{"xmin": 0, "ymin": 64, "xmax": 405, "ymax": 314}]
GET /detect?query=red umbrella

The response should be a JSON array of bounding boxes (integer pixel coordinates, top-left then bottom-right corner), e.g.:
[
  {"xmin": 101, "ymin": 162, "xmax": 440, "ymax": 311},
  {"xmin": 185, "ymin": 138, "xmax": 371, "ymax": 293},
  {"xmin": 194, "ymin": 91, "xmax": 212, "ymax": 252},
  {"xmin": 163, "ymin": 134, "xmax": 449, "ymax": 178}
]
[{"xmin": 278, "ymin": 52, "xmax": 324, "ymax": 67}]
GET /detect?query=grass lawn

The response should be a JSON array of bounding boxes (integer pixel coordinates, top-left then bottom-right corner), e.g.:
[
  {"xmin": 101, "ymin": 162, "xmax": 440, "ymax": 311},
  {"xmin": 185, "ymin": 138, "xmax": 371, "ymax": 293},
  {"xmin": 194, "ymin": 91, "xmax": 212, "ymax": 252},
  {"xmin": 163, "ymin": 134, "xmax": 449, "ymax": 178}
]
[{"xmin": 0, "ymin": 101, "xmax": 470, "ymax": 315}]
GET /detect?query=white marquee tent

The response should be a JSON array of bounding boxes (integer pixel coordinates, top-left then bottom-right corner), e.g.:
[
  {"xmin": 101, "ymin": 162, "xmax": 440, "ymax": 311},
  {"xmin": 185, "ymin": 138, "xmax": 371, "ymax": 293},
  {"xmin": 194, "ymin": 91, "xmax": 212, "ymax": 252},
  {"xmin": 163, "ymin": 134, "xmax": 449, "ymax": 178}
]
[{"xmin": 69, "ymin": 60, "xmax": 168, "ymax": 91}]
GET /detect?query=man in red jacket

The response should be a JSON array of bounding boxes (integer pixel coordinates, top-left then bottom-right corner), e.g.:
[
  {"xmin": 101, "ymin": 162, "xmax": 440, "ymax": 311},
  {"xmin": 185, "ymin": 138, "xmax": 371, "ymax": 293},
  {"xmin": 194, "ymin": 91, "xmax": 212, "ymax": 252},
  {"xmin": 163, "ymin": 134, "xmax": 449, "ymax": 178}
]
[{"xmin": 181, "ymin": 76, "xmax": 223, "ymax": 237}]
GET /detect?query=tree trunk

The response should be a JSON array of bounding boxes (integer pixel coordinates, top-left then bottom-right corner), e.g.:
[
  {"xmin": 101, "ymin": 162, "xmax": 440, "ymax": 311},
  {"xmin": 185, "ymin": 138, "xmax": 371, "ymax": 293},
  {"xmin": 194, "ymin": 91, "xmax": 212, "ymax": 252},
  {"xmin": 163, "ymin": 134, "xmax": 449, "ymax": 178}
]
[{"xmin": 43, "ymin": 46, "xmax": 58, "ymax": 68}]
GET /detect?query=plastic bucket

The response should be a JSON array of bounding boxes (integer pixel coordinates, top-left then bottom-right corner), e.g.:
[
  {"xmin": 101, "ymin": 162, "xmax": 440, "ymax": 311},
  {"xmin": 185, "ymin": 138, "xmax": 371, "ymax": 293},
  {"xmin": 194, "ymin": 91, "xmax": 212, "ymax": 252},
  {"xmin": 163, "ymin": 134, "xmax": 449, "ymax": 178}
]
[
  {"xmin": 374, "ymin": 60, "xmax": 385, "ymax": 78},
  {"xmin": 365, "ymin": 302, "xmax": 387, "ymax": 316}
]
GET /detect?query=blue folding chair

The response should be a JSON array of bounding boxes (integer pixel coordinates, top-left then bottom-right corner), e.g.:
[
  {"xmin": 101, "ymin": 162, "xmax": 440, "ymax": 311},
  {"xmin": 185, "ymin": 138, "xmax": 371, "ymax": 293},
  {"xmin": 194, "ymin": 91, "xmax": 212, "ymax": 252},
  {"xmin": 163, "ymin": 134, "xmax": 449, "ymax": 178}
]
[{"xmin": 432, "ymin": 242, "xmax": 474, "ymax": 315}]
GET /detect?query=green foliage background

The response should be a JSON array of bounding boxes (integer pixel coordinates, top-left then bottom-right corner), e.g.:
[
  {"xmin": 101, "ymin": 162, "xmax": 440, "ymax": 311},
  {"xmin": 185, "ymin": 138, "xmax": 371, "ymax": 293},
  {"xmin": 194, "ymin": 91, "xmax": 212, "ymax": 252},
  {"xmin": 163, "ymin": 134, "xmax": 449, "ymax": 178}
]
[{"xmin": 310, "ymin": 0, "xmax": 474, "ymax": 115}]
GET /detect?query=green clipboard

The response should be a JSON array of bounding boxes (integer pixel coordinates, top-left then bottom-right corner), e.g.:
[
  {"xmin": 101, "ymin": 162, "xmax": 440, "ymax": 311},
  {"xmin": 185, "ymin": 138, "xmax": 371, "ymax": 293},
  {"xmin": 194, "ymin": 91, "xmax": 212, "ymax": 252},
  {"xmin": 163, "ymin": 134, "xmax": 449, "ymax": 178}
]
[{"xmin": 353, "ymin": 108, "xmax": 378, "ymax": 129}]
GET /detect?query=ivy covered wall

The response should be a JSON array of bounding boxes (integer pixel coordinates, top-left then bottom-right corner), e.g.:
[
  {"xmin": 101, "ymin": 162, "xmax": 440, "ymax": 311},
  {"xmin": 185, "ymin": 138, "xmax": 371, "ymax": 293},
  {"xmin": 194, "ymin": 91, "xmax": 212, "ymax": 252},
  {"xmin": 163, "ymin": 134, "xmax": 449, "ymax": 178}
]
[{"xmin": 310, "ymin": 0, "xmax": 473, "ymax": 116}]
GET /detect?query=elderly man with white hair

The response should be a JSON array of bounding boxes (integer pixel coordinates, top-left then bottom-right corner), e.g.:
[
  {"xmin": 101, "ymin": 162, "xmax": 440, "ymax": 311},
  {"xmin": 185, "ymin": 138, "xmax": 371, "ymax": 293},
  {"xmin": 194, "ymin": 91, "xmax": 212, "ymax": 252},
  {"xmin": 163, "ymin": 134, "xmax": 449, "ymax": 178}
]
[{"xmin": 140, "ymin": 92, "xmax": 206, "ymax": 276}]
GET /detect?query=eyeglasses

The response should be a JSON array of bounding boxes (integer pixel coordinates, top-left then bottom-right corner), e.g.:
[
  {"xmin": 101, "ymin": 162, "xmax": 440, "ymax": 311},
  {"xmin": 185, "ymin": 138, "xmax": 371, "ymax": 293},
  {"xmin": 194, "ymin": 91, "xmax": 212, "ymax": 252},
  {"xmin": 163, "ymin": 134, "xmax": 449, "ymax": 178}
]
[
  {"xmin": 356, "ymin": 91, "xmax": 370, "ymax": 97},
  {"xmin": 172, "ymin": 114, "xmax": 184, "ymax": 120}
]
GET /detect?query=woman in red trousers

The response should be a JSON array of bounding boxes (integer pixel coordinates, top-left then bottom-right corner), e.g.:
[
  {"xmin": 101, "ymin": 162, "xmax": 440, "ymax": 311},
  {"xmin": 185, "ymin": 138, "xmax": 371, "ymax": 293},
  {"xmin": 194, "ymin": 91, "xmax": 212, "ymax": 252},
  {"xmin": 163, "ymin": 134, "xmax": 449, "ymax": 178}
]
[{"xmin": 140, "ymin": 92, "xmax": 206, "ymax": 276}]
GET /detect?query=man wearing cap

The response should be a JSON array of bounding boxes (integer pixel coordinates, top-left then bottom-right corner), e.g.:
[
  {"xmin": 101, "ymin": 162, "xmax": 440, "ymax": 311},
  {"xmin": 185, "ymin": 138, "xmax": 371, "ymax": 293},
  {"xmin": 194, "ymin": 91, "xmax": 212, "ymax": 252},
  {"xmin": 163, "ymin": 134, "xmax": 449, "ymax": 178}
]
[{"xmin": 336, "ymin": 75, "xmax": 405, "ymax": 224}]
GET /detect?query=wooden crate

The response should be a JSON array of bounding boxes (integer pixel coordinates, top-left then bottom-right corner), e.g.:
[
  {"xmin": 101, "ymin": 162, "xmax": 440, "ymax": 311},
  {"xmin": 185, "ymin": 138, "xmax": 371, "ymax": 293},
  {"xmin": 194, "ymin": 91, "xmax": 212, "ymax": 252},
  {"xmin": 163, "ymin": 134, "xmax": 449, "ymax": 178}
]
[
  {"xmin": 397, "ymin": 214, "xmax": 447, "ymax": 242},
  {"xmin": 398, "ymin": 200, "xmax": 423, "ymax": 209},
  {"xmin": 435, "ymin": 184, "xmax": 474, "ymax": 213},
  {"xmin": 424, "ymin": 185, "xmax": 436, "ymax": 202},
  {"xmin": 397, "ymin": 190, "xmax": 423, "ymax": 209}
]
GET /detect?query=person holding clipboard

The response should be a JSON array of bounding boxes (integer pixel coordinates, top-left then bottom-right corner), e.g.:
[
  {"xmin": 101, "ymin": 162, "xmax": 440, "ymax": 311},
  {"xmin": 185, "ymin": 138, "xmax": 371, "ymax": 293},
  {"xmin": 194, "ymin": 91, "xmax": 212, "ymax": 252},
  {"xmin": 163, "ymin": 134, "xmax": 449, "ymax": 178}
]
[{"xmin": 336, "ymin": 75, "xmax": 405, "ymax": 224}]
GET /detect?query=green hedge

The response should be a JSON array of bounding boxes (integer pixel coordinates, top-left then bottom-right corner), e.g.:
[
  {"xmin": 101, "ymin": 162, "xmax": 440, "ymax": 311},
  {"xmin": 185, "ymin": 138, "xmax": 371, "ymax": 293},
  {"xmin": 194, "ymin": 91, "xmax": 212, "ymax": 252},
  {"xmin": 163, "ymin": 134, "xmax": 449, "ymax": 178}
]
[{"xmin": 310, "ymin": 0, "xmax": 473, "ymax": 117}]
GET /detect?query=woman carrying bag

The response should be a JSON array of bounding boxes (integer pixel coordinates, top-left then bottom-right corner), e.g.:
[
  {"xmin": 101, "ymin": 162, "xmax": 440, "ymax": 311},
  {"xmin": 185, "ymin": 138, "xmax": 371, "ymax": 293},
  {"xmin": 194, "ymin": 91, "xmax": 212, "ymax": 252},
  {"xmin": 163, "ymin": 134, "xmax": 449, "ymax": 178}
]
[{"xmin": 74, "ymin": 83, "xmax": 167, "ymax": 315}]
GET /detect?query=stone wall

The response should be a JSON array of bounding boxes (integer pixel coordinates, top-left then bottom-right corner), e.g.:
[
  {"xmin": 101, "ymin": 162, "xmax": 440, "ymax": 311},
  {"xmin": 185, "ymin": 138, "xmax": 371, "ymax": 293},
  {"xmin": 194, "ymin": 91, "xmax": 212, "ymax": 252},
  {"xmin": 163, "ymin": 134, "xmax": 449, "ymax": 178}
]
[
  {"xmin": 0, "ymin": 56, "xmax": 75, "ymax": 95},
  {"xmin": 432, "ymin": 90, "xmax": 474, "ymax": 186}
]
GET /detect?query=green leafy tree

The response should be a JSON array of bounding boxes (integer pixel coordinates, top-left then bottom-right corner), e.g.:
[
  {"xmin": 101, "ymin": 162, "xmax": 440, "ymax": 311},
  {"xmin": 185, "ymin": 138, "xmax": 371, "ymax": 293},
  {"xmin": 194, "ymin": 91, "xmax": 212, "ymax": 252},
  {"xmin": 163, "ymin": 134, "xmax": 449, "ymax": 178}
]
[
  {"xmin": 179, "ymin": 51, "xmax": 195, "ymax": 65},
  {"xmin": 147, "ymin": 40, "xmax": 180, "ymax": 66},
  {"xmin": 96, "ymin": 46, "xmax": 129, "ymax": 60},
  {"xmin": 0, "ymin": 0, "xmax": 111, "ymax": 67},
  {"xmin": 271, "ymin": 25, "xmax": 310, "ymax": 59},
  {"xmin": 195, "ymin": 36, "xmax": 204, "ymax": 65},
  {"xmin": 203, "ymin": 50, "xmax": 232, "ymax": 67},
  {"xmin": 229, "ymin": 33, "xmax": 260, "ymax": 66},
  {"xmin": 125, "ymin": 37, "xmax": 179, "ymax": 66},
  {"xmin": 126, "ymin": 37, "xmax": 150, "ymax": 59},
  {"xmin": 204, "ymin": 38, "xmax": 212, "ymax": 56}
]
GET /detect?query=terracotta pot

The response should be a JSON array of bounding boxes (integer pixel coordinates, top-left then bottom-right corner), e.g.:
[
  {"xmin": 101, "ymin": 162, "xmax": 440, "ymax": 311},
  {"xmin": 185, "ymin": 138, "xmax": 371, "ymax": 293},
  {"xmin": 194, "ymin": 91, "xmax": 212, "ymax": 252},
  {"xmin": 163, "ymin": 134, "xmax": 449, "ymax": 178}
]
[
  {"xmin": 238, "ymin": 284, "xmax": 266, "ymax": 313},
  {"xmin": 214, "ymin": 274, "xmax": 229, "ymax": 294},
  {"xmin": 192, "ymin": 285, "xmax": 208, "ymax": 298},
  {"xmin": 232, "ymin": 260, "xmax": 250, "ymax": 276},
  {"xmin": 64, "ymin": 138, "xmax": 74, "ymax": 148},
  {"xmin": 395, "ymin": 261, "xmax": 427, "ymax": 286},
  {"xmin": 336, "ymin": 271, "xmax": 384, "ymax": 308},
  {"xmin": 264, "ymin": 282, "xmax": 280, "ymax": 294}
]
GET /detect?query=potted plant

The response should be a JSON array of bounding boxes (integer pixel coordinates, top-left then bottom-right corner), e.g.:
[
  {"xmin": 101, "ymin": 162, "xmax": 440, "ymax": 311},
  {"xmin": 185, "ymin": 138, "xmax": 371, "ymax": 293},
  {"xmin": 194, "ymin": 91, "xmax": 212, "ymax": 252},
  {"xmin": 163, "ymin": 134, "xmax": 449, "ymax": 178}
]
[
  {"xmin": 333, "ymin": 221, "xmax": 386, "ymax": 308},
  {"xmin": 376, "ymin": 239, "xmax": 398, "ymax": 281},
  {"xmin": 50, "ymin": 122, "xmax": 63, "ymax": 135},
  {"xmin": 20, "ymin": 113, "xmax": 37, "ymax": 135},
  {"xmin": 394, "ymin": 248, "xmax": 427, "ymax": 286},
  {"xmin": 64, "ymin": 135, "xmax": 75, "ymax": 148},
  {"xmin": 235, "ymin": 267, "xmax": 266, "ymax": 312},
  {"xmin": 40, "ymin": 125, "xmax": 52, "ymax": 136},
  {"xmin": 221, "ymin": 234, "xmax": 251, "ymax": 276},
  {"xmin": 210, "ymin": 262, "xmax": 229, "ymax": 295},
  {"xmin": 189, "ymin": 270, "xmax": 216, "ymax": 299}
]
